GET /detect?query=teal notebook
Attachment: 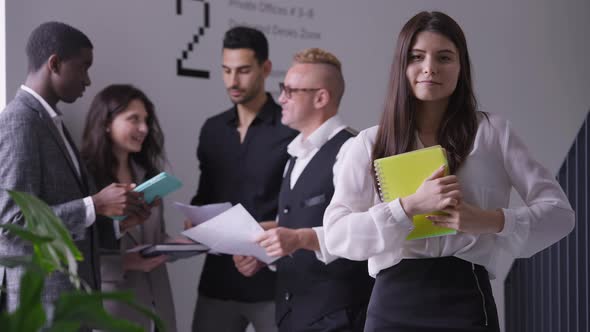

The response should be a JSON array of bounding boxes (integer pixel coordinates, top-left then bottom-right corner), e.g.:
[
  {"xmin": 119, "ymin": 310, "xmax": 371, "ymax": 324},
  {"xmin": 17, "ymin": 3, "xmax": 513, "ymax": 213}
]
[{"xmin": 112, "ymin": 172, "xmax": 182, "ymax": 221}]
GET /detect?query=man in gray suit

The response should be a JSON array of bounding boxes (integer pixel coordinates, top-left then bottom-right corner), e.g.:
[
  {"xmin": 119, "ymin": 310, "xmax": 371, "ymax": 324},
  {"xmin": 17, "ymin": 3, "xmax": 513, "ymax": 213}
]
[{"xmin": 0, "ymin": 22, "xmax": 149, "ymax": 315}]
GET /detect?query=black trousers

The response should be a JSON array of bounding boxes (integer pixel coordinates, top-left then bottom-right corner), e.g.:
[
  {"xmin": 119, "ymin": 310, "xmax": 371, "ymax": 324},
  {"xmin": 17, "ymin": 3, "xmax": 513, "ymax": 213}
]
[
  {"xmin": 364, "ymin": 256, "xmax": 499, "ymax": 332},
  {"xmin": 279, "ymin": 304, "xmax": 368, "ymax": 332},
  {"xmin": 0, "ymin": 283, "xmax": 6, "ymax": 313}
]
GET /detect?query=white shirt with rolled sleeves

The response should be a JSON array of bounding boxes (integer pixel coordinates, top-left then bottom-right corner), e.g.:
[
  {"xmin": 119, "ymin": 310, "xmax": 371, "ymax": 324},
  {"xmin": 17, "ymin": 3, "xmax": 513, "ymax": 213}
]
[
  {"xmin": 323, "ymin": 112, "xmax": 575, "ymax": 278},
  {"xmin": 279, "ymin": 114, "xmax": 354, "ymax": 264}
]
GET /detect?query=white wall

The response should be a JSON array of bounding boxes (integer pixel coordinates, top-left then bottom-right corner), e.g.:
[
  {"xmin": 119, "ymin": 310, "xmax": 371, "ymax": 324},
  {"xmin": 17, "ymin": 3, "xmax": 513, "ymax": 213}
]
[{"xmin": 5, "ymin": 1, "xmax": 590, "ymax": 331}]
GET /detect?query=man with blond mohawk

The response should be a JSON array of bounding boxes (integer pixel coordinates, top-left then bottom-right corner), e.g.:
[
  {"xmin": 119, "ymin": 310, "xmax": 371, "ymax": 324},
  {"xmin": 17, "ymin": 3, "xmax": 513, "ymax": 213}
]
[{"xmin": 234, "ymin": 48, "xmax": 374, "ymax": 332}]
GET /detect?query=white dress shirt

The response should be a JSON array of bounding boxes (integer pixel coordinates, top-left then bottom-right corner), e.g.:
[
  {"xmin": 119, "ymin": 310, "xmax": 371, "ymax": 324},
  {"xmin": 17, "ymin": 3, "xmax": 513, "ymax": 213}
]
[
  {"xmin": 281, "ymin": 114, "xmax": 353, "ymax": 264},
  {"xmin": 323, "ymin": 112, "xmax": 575, "ymax": 278},
  {"xmin": 20, "ymin": 85, "xmax": 96, "ymax": 228}
]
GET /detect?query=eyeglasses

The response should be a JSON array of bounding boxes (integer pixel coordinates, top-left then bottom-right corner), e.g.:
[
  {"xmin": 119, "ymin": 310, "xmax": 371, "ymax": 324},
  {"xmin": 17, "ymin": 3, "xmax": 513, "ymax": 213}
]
[{"xmin": 279, "ymin": 82, "xmax": 321, "ymax": 99}]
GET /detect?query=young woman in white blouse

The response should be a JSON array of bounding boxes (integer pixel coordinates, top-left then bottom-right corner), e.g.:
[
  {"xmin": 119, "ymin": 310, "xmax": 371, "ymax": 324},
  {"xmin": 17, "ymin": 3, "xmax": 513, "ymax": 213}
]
[{"xmin": 323, "ymin": 11, "xmax": 574, "ymax": 332}]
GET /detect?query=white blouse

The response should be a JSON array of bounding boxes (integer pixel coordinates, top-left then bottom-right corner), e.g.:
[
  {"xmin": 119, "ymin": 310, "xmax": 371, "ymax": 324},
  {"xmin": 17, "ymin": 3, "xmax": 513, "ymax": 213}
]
[{"xmin": 323, "ymin": 113, "xmax": 575, "ymax": 278}]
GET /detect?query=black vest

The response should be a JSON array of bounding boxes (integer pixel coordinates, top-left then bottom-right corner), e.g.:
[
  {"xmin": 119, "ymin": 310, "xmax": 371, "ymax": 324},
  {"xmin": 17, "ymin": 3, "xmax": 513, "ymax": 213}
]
[{"xmin": 275, "ymin": 129, "xmax": 374, "ymax": 329}]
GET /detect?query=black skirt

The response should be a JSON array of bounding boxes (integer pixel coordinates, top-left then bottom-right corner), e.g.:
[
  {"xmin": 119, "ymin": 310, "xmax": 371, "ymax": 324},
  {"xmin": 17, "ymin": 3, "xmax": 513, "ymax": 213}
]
[{"xmin": 364, "ymin": 256, "xmax": 500, "ymax": 332}]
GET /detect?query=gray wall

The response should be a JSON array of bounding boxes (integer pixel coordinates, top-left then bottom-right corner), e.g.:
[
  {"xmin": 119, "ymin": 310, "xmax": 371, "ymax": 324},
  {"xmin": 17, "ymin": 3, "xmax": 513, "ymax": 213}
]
[
  {"xmin": 505, "ymin": 112, "xmax": 589, "ymax": 332},
  {"xmin": 4, "ymin": 1, "xmax": 590, "ymax": 331}
]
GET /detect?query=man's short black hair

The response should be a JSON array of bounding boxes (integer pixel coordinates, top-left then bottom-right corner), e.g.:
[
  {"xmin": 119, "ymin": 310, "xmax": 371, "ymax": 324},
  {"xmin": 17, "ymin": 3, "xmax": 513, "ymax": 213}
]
[
  {"xmin": 223, "ymin": 26, "xmax": 269, "ymax": 64},
  {"xmin": 25, "ymin": 21, "xmax": 93, "ymax": 72}
]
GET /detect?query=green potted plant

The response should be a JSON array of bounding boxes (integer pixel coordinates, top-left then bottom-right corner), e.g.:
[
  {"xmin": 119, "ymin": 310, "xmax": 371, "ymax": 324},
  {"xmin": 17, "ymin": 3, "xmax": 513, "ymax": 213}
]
[{"xmin": 0, "ymin": 190, "xmax": 164, "ymax": 331}]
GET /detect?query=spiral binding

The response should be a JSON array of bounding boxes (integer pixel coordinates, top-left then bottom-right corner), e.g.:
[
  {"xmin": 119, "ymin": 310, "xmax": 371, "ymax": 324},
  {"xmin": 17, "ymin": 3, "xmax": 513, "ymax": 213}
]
[{"xmin": 373, "ymin": 160, "xmax": 392, "ymax": 202}]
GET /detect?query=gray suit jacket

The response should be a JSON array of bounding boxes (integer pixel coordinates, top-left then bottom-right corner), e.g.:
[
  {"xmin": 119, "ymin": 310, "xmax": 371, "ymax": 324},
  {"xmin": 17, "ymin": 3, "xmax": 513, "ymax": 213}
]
[
  {"xmin": 97, "ymin": 165, "xmax": 177, "ymax": 331},
  {"xmin": 0, "ymin": 89, "xmax": 100, "ymax": 313}
]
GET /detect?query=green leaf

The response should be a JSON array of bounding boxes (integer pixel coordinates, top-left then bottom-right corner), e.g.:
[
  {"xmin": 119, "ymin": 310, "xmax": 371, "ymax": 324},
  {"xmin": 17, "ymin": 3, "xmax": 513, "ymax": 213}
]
[
  {"xmin": 1, "ymin": 190, "xmax": 165, "ymax": 331},
  {"xmin": 9, "ymin": 270, "xmax": 46, "ymax": 332},
  {"xmin": 6, "ymin": 190, "xmax": 83, "ymax": 286},
  {"xmin": 7, "ymin": 190, "xmax": 82, "ymax": 260},
  {"xmin": 0, "ymin": 312, "xmax": 13, "ymax": 331},
  {"xmin": 46, "ymin": 321, "xmax": 81, "ymax": 332},
  {"xmin": 98, "ymin": 293, "xmax": 166, "ymax": 332},
  {"xmin": 51, "ymin": 291, "xmax": 146, "ymax": 332},
  {"xmin": 0, "ymin": 224, "xmax": 53, "ymax": 243}
]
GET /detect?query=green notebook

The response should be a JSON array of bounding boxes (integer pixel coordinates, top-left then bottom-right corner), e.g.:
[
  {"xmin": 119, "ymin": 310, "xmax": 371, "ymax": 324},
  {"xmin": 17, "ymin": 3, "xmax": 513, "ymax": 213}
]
[
  {"xmin": 374, "ymin": 146, "xmax": 457, "ymax": 240},
  {"xmin": 111, "ymin": 172, "xmax": 182, "ymax": 221}
]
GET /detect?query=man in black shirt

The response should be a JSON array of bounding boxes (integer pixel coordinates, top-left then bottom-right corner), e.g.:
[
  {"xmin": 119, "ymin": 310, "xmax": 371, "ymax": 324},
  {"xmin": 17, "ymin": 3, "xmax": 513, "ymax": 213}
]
[{"xmin": 190, "ymin": 26, "xmax": 297, "ymax": 332}]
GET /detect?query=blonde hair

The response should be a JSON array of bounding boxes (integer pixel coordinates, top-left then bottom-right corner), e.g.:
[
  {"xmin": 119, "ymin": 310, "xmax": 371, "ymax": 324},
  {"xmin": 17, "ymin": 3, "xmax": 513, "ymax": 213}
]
[
  {"xmin": 293, "ymin": 48, "xmax": 345, "ymax": 105},
  {"xmin": 293, "ymin": 48, "xmax": 342, "ymax": 71}
]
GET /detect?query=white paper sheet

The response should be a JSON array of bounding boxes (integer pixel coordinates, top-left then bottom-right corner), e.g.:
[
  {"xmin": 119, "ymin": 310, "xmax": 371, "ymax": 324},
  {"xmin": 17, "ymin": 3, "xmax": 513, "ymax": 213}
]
[
  {"xmin": 174, "ymin": 201, "xmax": 232, "ymax": 226},
  {"xmin": 181, "ymin": 204, "xmax": 277, "ymax": 264}
]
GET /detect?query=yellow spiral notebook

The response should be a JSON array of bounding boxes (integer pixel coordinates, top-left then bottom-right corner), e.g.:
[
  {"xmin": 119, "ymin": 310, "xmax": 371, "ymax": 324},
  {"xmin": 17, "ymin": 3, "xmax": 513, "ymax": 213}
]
[{"xmin": 374, "ymin": 145, "xmax": 457, "ymax": 240}]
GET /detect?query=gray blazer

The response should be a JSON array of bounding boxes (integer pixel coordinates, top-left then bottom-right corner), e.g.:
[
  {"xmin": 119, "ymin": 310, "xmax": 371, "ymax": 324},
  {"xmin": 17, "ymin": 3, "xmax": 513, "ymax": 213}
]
[
  {"xmin": 0, "ymin": 89, "xmax": 100, "ymax": 312},
  {"xmin": 98, "ymin": 165, "xmax": 177, "ymax": 331}
]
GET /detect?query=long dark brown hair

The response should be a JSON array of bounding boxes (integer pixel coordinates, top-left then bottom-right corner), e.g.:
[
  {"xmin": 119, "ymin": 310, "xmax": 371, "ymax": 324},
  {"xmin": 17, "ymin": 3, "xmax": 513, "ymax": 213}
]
[
  {"xmin": 81, "ymin": 84, "xmax": 165, "ymax": 187},
  {"xmin": 372, "ymin": 11, "xmax": 480, "ymax": 188}
]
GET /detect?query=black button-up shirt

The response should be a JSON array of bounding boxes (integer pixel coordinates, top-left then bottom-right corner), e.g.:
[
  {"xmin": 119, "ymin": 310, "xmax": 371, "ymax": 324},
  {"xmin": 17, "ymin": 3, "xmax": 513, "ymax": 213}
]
[{"xmin": 192, "ymin": 93, "xmax": 298, "ymax": 302}]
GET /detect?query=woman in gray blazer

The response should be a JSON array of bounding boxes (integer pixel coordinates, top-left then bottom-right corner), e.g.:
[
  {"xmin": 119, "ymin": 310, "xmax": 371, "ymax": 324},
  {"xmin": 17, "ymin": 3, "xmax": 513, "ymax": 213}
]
[{"xmin": 81, "ymin": 84, "xmax": 177, "ymax": 331}]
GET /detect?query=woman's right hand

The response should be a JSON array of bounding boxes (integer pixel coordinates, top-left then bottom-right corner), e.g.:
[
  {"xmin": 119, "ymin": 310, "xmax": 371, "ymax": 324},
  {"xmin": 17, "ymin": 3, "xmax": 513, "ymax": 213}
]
[
  {"xmin": 119, "ymin": 198, "xmax": 161, "ymax": 232},
  {"xmin": 123, "ymin": 251, "xmax": 169, "ymax": 272},
  {"xmin": 120, "ymin": 215, "xmax": 147, "ymax": 232},
  {"xmin": 184, "ymin": 219, "xmax": 194, "ymax": 230},
  {"xmin": 400, "ymin": 165, "xmax": 462, "ymax": 217}
]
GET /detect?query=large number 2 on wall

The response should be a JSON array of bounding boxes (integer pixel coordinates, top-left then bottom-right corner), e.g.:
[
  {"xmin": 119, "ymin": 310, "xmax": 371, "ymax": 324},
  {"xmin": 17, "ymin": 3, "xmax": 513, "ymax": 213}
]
[{"xmin": 176, "ymin": 0, "xmax": 210, "ymax": 79}]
